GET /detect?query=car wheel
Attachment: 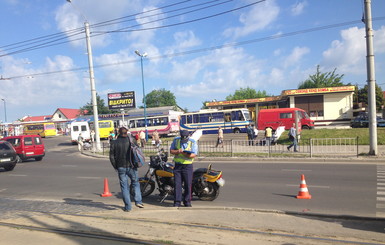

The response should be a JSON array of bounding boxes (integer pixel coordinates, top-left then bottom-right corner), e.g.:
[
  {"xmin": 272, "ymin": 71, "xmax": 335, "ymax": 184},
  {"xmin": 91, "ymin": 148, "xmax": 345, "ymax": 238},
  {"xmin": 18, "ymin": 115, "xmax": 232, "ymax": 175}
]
[
  {"xmin": 35, "ymin": 157, "xmax": 43, "ymax": 161},
  {"xmin": 4, "ymin": 164, "xmax": 16, "ymax": 171}
]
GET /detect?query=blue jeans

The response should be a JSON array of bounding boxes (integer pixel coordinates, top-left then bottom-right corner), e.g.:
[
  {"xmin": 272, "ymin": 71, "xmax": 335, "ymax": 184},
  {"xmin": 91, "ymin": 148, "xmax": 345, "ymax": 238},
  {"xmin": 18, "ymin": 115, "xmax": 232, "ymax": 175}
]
[
  {"xmin": 118, "ymin": 167, "xmax": 142, "ymax": 211},
  {"xmin": 288, "ymin": 138, "xmax": 298, "ymax": 151}
]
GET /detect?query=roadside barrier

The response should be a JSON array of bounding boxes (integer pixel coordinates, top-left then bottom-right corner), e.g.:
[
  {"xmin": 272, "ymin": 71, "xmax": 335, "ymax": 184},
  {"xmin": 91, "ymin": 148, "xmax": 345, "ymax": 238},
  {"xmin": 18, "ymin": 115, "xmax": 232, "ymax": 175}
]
[{"xmin": 94, "ymin": 137, "xmax": 359, "ymax": 158}]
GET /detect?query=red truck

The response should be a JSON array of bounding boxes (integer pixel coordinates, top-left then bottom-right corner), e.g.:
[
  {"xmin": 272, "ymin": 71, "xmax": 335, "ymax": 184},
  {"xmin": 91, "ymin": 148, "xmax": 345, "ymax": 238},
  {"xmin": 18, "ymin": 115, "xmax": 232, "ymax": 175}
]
[{"xmin": 257, "ymin": 108, "xmax": 315, "ymax": 131}]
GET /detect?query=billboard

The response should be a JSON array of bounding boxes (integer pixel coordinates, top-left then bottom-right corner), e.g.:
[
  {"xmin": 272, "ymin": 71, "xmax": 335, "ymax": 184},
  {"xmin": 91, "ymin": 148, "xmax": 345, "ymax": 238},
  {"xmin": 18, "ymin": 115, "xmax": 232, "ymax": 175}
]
[{"xmin": 108, "ymin": 91, "xmax": 136, "ymax": 109}]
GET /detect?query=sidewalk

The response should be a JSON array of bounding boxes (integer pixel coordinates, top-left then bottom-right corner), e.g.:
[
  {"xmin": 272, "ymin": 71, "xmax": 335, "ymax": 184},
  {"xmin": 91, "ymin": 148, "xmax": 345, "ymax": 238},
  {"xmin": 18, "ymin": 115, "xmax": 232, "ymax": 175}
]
[{"xmin": 1, "ymin": 202, "xmax": 385, "ymax": 245}]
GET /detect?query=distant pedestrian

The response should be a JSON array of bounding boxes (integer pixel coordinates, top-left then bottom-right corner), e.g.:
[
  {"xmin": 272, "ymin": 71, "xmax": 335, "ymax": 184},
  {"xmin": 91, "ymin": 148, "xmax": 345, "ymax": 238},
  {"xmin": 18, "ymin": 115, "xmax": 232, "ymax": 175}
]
[
  {"xmin": 287, "ymin": 123, "xmax": 298, "ymax": 152},
  {"xmin": 246, "ymin": 124, "xmax": 254, "ymax": 146},
  {"xmin": 215, "ymin": 126, "xmax": 224, "ymax": 147},
  {"xmin": 152, "ymin": 129, "xmax": 160, "ymax": 148},
  {"xmin": 77, "ymin": 133, "xmax": 84, "ymax": 152},
  {"xmin": 139, "ymin": 130, "xmax": 146, "ymax": 148},
  {"xmin": 253, "ymin": 125, "xmax": 258, "ymax": 145},
  {"xmin": 265, "ymin": 127, "xmax": 272, "ymax": 146},
  {"xmin": 109, "ymin": 127, "xmax": 144, "ymax": 212}
]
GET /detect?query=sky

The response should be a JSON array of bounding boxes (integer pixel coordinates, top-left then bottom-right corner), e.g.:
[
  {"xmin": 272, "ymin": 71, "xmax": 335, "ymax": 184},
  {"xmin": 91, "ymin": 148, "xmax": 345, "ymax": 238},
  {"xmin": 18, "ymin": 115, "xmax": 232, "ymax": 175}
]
[{"xmin": 0, "ymin": 0, "xmax": 385, "ymax": 123}]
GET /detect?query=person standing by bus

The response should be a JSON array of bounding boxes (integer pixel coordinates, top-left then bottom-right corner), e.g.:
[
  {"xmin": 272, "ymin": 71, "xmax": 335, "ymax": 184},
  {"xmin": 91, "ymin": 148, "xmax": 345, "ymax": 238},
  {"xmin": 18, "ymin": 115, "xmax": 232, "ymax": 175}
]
[
  {"xmin": 215, "ymin": 126, "xmax": 223, "ymax": 147},
  {"xmin": 287, "ymin": 123, "xmax": 298, "ymax": 152},
  {"xmin": 265, "ymin": 127, "xmax": 272, "ymax": 146},
  {"xmin": 152, "ymin": 129, "xmax": 160, "ymax": 148},
  {"xmin": 139, "ymin": 130, "xmax": 146, "ymax": 148},
  {"xmin": 170, "ymin": 130, "xmax": 198, "ymax": 207}
]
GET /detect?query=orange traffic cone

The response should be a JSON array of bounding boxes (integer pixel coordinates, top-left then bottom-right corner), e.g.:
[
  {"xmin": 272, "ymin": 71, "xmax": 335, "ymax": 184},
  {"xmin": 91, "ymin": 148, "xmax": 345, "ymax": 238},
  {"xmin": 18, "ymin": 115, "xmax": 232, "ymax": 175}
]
[
  {"xmin": 296, "ymin": 174, "xmax": 312, "ymax": 199},
  {"xmin": 101, "ymin": 178, "xmax": 113, "ymax": 197}
]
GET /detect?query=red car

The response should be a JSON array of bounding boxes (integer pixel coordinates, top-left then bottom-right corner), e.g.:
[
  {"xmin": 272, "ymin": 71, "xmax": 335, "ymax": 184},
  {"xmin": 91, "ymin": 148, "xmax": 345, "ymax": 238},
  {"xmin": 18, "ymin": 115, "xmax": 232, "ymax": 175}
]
[{"xmin": 1, "ymin": 135, "xmax": 45, "ymax": 162}]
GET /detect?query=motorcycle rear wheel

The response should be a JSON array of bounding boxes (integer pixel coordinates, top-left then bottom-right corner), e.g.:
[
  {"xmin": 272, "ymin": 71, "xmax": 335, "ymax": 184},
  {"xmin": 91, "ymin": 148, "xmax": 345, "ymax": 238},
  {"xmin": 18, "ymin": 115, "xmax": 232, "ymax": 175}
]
[
  {"xmin": 139, "ymin": 178, "xmax": 155, "ymax": 197},
  {"xmin": 197, "ymin": 182, "xmax": 220, "ymax": 201}
]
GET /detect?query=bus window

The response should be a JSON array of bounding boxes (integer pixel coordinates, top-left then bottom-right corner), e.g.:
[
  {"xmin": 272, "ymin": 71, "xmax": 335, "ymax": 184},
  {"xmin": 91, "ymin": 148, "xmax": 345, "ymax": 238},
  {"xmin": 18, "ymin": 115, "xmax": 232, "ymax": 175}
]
[
  {"xmin": 199, "ymin": 113, "xmax": 211, "ymax": 123},
  {"xmin": 187, "ymin": 115, "xmax": 193, "ymax": 124},
  {"xmin": 212, "ymin": 112, "xmax": 224, "ymax": 122},
  {"xmin": 193, "ymin": 115, "xmax": 199, "ymax": 123},
  {"xmin": 129, "ymin": 120, "xmax": 136, "ymax": 128},
  {"xmin": 73, "ymin": 126, "xmax": 79, "ymax": 132},
  {"xmin": 81, "ymin": 125, "xmax": 87, "ymax": 131},
  {"xmin": 224, "ymin": 113, "xmax": 231, "ymax": 122},
  {"xmin": 232, "ymin": 110, "xmax": 244, "ymax": 121}
]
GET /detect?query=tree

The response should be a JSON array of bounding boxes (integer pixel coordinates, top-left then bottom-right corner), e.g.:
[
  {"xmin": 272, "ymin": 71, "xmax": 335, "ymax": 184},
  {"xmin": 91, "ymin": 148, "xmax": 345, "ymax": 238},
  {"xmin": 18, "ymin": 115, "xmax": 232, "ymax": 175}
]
[
  {"xmin": 201, "ymin": 100, "xmax": 210, "ymax": 109},
  {"xmin": 226, "ymin": 87, "xmax": 270, "ymax": 101},
  {"xmin": 144, "ymin": 89, "xmax": 177, "ymax": 108},
  {"xmin": 356, "ymin": 84, "xmax": 384, "ymax": 112},
  {"xmin": 298, "ymin": 65, "xmax": 345, "ymax": 89},
  {"xmin": 80, "ymin": 94, "xmax": 112, "ymax": 115}
]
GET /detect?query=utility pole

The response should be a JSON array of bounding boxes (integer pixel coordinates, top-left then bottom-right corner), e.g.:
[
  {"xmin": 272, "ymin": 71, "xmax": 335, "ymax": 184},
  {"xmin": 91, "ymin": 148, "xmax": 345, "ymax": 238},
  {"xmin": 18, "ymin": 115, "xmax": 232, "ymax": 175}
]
[
  {"xmin": 85, "ymin": 22, "xmax": 101, "ymax": 151},
  {"xmin": 364, "ymin": 0, "xmax": 377, "ymax": 155}
]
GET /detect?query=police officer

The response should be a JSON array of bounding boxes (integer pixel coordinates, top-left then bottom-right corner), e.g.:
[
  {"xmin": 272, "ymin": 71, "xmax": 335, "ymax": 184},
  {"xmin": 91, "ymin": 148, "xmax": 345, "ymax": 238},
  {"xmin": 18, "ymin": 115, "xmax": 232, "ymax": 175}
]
[{"xmin": 170, "ymin": 130, "xmax": 198, "ymax": 207}]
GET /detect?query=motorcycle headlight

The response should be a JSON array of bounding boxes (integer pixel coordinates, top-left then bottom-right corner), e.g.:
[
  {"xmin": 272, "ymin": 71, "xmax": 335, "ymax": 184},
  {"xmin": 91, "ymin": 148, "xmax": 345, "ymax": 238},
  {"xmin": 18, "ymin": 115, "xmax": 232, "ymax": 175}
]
[{"xmin": 149, "ymin": 168, "xmax": 155, "ymax": 175}]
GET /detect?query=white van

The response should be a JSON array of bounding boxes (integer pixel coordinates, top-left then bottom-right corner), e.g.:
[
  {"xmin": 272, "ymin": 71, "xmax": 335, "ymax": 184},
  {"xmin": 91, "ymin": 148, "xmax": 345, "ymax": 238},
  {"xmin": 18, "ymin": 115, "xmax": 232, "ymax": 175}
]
[{"xmin": 70, "ymin": 122, "xmax": 91, "ymax": 144}]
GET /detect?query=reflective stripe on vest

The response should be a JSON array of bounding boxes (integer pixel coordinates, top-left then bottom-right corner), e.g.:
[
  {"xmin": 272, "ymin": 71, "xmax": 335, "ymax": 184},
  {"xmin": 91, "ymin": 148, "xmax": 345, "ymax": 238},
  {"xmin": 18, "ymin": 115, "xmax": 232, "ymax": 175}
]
[{"xmin": 174, "ymin": 139, "xmax": 194, "ymax": 164}]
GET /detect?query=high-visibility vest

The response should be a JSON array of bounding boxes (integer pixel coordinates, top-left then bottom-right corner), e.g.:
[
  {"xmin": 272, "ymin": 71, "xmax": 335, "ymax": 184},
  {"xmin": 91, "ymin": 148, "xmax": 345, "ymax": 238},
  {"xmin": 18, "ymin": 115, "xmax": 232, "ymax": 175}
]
[{"xmin": 173, "ymin": 139, "xmax": 194, "ymax": 164}]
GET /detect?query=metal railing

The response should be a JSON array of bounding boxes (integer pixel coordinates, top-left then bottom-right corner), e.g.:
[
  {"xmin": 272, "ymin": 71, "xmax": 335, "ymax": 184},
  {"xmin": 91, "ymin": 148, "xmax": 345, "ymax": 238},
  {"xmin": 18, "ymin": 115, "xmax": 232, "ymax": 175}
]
[{"xmin": 94, "ymin": 137, "xmax": 359, "ymax": 158}]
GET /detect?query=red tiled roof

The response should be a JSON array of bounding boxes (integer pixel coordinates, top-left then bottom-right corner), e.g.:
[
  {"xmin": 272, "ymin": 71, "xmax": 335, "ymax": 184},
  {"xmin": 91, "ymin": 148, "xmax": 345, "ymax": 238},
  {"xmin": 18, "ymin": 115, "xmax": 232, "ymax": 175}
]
[
  {"xmin": 56, "ymin": 108, "xmax": 86, "ymax": 119},
  {"xmin": 23, "ymin": 115, "xmax": 52, "ymax": 122}
]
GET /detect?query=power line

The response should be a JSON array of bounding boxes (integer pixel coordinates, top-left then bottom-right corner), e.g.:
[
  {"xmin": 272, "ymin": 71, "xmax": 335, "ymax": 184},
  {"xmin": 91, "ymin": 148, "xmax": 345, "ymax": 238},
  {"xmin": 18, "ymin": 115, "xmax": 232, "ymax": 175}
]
[
  {"xmin": 0, "ymin": 0, "xmax": 236, "ymax": 57},
  {"xmin": 4, "ymin": 16, "xmax": 385, "ymax": 80}
]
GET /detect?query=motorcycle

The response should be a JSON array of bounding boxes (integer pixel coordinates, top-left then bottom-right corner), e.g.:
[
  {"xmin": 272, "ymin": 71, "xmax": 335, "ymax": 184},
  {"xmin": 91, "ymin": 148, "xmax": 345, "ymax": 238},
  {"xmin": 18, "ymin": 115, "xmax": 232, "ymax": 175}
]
[{"xmin": 139, "ymin": 148, "xmax": 225, "ymax": 202}]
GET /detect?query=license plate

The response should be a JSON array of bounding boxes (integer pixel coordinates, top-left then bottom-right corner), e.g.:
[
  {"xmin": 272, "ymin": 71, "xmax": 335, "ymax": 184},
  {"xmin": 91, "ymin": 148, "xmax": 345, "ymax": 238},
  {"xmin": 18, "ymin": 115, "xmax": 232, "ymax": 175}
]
[
  {"xmin": 216, "ymin": 178, "xmax": 225, "ymax": 187},
  {"xmin": 0, "ymin": 158, "xmax": 11, "ymax": 162}
]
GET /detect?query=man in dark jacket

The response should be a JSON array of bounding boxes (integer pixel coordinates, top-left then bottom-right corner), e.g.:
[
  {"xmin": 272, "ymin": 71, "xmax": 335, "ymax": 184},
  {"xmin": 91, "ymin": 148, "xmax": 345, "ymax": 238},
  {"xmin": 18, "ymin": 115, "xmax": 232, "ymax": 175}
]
[{"xmin": 109, "ymin": 127, "xmax": 144, "ymax": 212}]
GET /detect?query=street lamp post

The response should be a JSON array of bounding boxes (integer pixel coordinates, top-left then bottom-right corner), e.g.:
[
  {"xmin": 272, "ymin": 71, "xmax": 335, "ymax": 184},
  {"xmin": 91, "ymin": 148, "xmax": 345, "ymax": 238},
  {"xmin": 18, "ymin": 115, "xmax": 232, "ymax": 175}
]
[
  {"xmin": 1, "ymin": 99, "xmax": 6, "ymax": 123},
  {"xmin": 67, "ymin": 0, "xmax": 101, "ymax": 151},
  {"xmin": 135, "ymin": 50, "xmax": 148, "ymax": 141}
]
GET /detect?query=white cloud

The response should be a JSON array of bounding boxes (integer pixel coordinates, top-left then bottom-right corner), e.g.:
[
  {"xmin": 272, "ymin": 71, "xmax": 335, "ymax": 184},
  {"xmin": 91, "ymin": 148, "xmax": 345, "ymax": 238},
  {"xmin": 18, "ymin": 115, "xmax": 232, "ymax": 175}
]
[
  {"xmin": 223, "ymin": 0, "xmax": 280, "ymax": 39},
  {"xmin": 166, "ymin": 31, "xmax": 202, "ymax": 54},
  {"xmin": 284, "ymin": 46, "xmax": 310, "ymax": 68},
  {"xmin": 291, "ymin": 1, "xmax": 307, "ymax": 16},
  {"xmin": 0, "ymin": 55, "xmax": 84, "ymax": 109},
  {"xmin": 322, "ymin": 27, "xmax": 367, "ymax": 74}
]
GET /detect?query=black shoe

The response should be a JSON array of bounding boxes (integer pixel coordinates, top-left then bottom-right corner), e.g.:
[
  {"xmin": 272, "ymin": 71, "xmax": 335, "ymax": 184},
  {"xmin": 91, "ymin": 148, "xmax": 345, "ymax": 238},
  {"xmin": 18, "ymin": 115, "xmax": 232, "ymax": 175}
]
[
  {"xmin": 287, "ymin": 146, "xmax": 290, "ymax": 151},
  {"xmin": 184, "ymin": 204, "xmax": 192, "ymax": 207},
  {"xmin": 122, "ymin": 208, "xmax": 130, "ymax": 212},
  {"xmin": 294, "ymin": 150, "xmax": 299, "ymax": 152}
]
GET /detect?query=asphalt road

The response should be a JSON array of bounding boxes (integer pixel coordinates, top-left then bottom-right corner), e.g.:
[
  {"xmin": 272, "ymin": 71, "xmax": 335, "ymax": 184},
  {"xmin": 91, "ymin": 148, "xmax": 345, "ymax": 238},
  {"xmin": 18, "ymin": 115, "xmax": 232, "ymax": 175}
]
[{"xmin": 0, "ymin": 136, "xmax": 381, "ymax": 218}]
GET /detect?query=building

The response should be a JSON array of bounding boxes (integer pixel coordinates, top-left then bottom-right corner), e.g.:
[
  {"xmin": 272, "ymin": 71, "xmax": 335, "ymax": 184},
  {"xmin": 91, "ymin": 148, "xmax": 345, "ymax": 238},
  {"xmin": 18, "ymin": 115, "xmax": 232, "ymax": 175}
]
[{"xmin": 206, "ymin": 86, "xmax": 355, "ymax": 127}]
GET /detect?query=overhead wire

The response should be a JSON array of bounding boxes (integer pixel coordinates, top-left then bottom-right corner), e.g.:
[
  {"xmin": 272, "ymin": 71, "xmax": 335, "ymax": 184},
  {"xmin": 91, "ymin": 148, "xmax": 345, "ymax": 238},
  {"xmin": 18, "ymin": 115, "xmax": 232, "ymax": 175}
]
[
  {"xmin": 0, "ymin": 0, "xmax": 235, "ymax": 57},
  {"xmin": 4, "ymin": 16, "xmax": 385, "ymax": 81}
]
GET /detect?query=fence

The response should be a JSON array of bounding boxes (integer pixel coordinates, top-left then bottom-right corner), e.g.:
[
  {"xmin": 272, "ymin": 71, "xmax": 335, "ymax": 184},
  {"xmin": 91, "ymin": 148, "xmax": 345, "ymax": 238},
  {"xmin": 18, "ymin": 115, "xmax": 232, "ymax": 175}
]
[{"xmin": 96, "ymin": 137, "xmax": 359, "ymax": 158}]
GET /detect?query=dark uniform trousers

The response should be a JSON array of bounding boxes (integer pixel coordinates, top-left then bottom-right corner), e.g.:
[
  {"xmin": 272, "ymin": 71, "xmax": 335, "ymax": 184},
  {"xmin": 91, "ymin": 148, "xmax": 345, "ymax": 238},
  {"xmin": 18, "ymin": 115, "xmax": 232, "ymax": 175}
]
[{"xmin": 173, "ymin": 163, "xmax": 193, "ymax": 206}]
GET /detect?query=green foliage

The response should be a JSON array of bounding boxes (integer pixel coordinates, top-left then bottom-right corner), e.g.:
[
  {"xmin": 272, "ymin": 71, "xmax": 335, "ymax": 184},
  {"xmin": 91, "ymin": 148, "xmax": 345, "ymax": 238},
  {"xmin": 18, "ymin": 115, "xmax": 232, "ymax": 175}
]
[
  {"xmin": 80, "ymin": 94, "xmax": 113, "ymax": 115},
  {"xmin": 201, "ymin": 100, "xmax": 210, "ymax": 109},
  {"xmin": 356, "ymin": 84, "xmax": 384, "ymax": 111},
  {"xmin": 145, "ymin": 89, "xmax": 177, "ymax": 108},
  {"xmin": 298, "ymin": 65, "xmax": 345, "ymax": 89},
  {"xmin": 226, "ymin": 87, "xmax": 270, "ymax": 101}
]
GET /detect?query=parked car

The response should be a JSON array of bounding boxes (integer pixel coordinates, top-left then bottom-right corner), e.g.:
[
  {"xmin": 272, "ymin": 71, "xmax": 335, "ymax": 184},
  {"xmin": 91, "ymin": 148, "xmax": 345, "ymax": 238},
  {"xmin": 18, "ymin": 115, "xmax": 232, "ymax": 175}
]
[
  {"xmin": 1, "ymin": 135, "xmax": 45, "ymax": 161},
  {"xmin": 350, "ymin": 114, "xmax": 385, "ymax": 128},
  {"xmin": 0, "ymin": 140, "xmax": 19, "ymax": 171}
]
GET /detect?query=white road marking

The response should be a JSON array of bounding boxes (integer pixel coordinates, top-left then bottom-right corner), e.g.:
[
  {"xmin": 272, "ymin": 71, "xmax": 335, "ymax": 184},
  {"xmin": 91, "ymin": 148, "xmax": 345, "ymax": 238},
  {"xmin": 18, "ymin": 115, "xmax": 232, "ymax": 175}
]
[
  {"xmin": 281, "ymin": 169, "xmax": 312, "ymax": 172},
  {"xmin": 62, "ymin": 165, "xmax": 78, "ymax": 167},
  {"xmin": 377, "ymin": 197, "xmax": 385, "ymax": 201},
  {"xmin": 377, "ymin": 191, "xmax": 385, "ymax": 195},
  {"xmin": 0, "ymin": 189, "xmax": 7, "ymax": 192},
  {"xmin": 8, "ymin": 174, "xmax": 27, "ymax": 177},
  {"xmin": 286, "ymin": 184, "xmax": 330, "ymax": 188},
  {"xmin": 77, "ymin": 176, "xmax": 101, "ymax": 180}
]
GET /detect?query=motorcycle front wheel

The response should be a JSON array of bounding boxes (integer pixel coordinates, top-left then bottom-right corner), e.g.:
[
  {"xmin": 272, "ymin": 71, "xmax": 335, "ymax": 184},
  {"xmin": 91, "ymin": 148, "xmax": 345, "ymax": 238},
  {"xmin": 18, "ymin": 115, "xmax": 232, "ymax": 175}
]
[
  {"xmin": 197, "ymin": 182, "xmax": 220, "ymax": 201},
  {"xmin": 139, "ymin": 178, "xmax": 156, "ymax": 197}
]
